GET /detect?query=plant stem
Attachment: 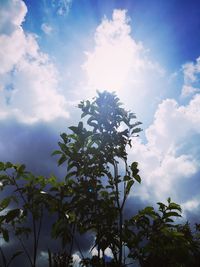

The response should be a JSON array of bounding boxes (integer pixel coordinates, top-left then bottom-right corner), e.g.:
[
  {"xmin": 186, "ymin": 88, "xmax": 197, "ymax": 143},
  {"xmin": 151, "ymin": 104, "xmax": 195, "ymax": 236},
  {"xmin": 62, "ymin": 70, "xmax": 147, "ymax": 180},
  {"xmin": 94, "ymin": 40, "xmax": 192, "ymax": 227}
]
[{"xmin": 113, "ymin": 160, "xmax": 123, "ymax": 265}]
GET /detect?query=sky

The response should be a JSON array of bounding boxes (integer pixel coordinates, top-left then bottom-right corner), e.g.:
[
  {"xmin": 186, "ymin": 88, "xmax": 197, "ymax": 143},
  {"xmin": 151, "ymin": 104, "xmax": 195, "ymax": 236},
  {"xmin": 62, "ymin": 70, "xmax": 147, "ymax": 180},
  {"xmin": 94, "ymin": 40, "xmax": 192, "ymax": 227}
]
[{"xmin": 1, "ymin": 0, "xmax": 200, "ymax": 265}]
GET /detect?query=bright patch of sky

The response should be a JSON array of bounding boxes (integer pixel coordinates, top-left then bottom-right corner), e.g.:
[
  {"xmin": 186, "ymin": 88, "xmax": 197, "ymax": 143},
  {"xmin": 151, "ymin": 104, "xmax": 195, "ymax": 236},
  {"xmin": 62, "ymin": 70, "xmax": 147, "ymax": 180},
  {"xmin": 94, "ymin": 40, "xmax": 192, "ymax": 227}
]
[{"xmin": 1, "ymin": 0, "xmax": 200, "ymax": 215}]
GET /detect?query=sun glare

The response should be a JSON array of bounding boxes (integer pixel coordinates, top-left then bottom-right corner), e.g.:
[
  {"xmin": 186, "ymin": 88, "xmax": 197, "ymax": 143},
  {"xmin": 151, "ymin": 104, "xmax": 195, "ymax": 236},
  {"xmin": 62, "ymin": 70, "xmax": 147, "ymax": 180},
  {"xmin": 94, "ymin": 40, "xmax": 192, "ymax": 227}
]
[
  {"xmin": 82, "ymin": 9, "xmax": 162, "ymax": 102},
  {"xmin": 82, "ymin": 10, "xmax": 145, "ymax": 94}
]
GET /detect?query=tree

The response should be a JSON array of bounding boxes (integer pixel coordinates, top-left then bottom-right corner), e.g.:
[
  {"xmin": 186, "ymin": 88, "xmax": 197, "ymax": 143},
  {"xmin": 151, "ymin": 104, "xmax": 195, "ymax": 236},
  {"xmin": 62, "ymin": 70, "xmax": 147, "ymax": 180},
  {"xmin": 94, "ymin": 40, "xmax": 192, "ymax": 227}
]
[
  {"xmin": 125, "ymin": 198, "xmax": 200, "ymax": 267},
  {"xmin": 0, "ymin": 162, "xmax": 48, "ymax": 267},
  {"xmin": 0, "ymin": 91, "xmax": 200, "ymax": 267},
  {"xmin": 54, "ymin": 91, "xmax": 142, "ymax": 266}
]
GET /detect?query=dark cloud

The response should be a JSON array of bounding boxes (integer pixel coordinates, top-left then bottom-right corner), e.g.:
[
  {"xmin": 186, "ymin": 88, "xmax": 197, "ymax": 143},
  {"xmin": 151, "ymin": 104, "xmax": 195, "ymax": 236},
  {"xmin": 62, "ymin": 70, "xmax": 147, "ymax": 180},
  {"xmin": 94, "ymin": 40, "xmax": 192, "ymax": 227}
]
[
  {"xmin": 174, "ymin": 171, "xmax": 200, "ymax": 204},
  {"xmin": 0, "ymin": 118, "xmax": 67, "ymax": 177},
  {"xmin": 0, "ymin": 117, "xmax": 199, "ymax": 266},
  {"xmin": 0, "ymin": 118, "xmax": 99, "ymax": 266}
]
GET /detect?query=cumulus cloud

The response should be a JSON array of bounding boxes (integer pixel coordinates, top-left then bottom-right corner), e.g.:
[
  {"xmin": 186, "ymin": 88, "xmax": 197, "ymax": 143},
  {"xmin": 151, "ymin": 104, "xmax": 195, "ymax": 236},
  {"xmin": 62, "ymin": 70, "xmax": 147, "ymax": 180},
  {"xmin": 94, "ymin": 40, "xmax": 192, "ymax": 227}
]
[
  {"xmin": 181, "ymin": 85, "xmax": 199, "ymax": 97},
  {"xmin": 129, "ymin": 94, "xmax": 200, "ymax": 202},
  {"xmin": 80, "ymin": 9, "xmax": 200, "ymax": 208},
  {"xmin": 0, "ymin": 0, "xmax": 68, "ymax": 123},
  {"xmin": 181, "ymin": 57, "xmax": 200, "ymax": 97},
  {"xmin": 0, "ymin": 0, "xmax": 27, "ymax": 74},
  {"xmin": 146, "ymin": 97, "xmax": 200, "ymax": 152},
  {"xmin": 0, "ymin": 0, "xmax": 27, "ymax": 35},
  {"xmin": 82, "ymin": 9, "xmax": 165, "ymax": 112}
]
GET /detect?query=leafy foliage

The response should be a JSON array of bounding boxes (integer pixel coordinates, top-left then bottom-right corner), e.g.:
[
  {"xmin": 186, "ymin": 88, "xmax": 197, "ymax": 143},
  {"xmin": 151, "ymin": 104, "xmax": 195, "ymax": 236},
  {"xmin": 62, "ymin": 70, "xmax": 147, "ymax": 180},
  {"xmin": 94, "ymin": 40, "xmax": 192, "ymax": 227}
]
[
  {"xmin": 54, "ymin": 91, "xmax": 142, "ymax": 266},
  {"xmin": 0, "ymin": 91, "xmax": 199, "ymax": 267},
  {"xmin": 124, "ymin": 198, "xmax": 199, "ymax": 266}
]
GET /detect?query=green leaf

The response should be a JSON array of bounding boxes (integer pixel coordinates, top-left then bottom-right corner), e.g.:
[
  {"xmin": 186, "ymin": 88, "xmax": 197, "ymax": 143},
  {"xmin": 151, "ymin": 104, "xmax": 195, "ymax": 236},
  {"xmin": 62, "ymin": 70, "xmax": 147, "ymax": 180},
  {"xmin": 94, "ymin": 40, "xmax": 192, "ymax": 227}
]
[
  {"xmin": 143, "ymin": 206, "xmax": 155, "ymax": 215},
  {"xmin": 165, "ymin": 218, "xmax": 174, "ymax": 223},
  {"xmin": 164, "ymin": 211, "xmax": 181, "ymax": 218},
  {"xmin": 130, "ymin": 162, "xmax": 139, "ymax": 176},
  {"xmin": 58, "ymin": 142, "xmax": 68, "ymax": 152},
  {"xmin": 67, "ymin": 161, "xmax": 77, "ymax": 171},
  {"xmin": 131, "ymin": 121, "xmax": 142, "ymax": 128},
  {"xmin": 126, "ymin": 180, "xmax": 134, "ymax": 195},
  {"xmin": 87, "ymin": 117, "xmax": 97, "ymax": 128},
  {"xmin": 78, "ymin": 121, "xmax": 83, "ymax": 130},
  {"xmin": 171, "ymin": 231, "xmax": 184, "ymax": 238},
  {"xmin": 16, "ymin": 164, "xmax": 26, "ymax": 173},
  {"xmin": 100, "ymin": 191, "xmax": 109, "ymax": 198},
  {"xmin": 0, "ymin": 197, "xmax": 11, "ymax": 211},
  {"xmin": 65, "ymin": 171, "xmax": 77, "ymax": 180},
  {"xmin": 0, "ymin": 174, "xmax": 12, "ymax": 185},
  {"xmin": 0, "ymin": 162, "xmax": 4, "ymax": 171},
  {"xmin": 48, "ymin": 176, "xmax": 57, "ymax": 187},
  {"xmin": 60, "ymin": 133, "xmax": 68, "ymax": 143},
  {"xmin": 81, "ymin": 112, "xmax": 87, "ymax": 118},
  {"xmin": 123, "ymin": 175, "xmax": 131, "ymax": 181},
  {"xmin": 51, "ymin": 150, "xmax": 62, "ymax": 156},
  {"xmin": 167, "ymin": 197, "xmax": 171, "ymax": 203},
  {"xmin": 58, "ymin": 155, "xmax": 67, "ymax": 166},
  {"xmin": 157, "ymin": 202, "xmax": 166, "ymax": 211},
  {"xmin": 131, "ymin": 127, "xmax": 142, "ymax": 134},
  {"xmin": 5, "ymin": 162, "xmax": 13, "ymax": 169},
  {"xmin": 133, "ymin": 174, "xmax": 141, "ymax": 183},
  {"xmin": 5, "ymin": 209, "xmax": 21, "ymax": 223},
  {"xmin": 69, "ymin": 126, "xmax": 80, "ymax": 134},
  {"xmin": 168, "ymin": 202, "xmax": 182, "ymax": 212}
]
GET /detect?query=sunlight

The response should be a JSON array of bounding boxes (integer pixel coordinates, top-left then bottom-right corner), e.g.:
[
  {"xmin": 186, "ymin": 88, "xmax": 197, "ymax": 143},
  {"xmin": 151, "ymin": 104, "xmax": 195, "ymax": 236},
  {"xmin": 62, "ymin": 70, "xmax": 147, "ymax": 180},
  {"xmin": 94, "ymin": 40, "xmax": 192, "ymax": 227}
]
[
  {"xmin": 82, "ymin": 9, "xmax": 144, "ymax": 94},
  {"xmin": 82, "ymin": 8, "xmax": 165, "ymax": 110},
  {"xmin": 83, "ymin": 41, "xmax": 143, "ymax": 92}
]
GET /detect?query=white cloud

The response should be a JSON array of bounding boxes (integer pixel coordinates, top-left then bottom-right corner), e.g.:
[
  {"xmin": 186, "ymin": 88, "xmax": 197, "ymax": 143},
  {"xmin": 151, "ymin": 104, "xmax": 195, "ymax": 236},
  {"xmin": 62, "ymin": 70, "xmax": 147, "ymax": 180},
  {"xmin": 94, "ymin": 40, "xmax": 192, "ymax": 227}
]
[
  {"xmin": 181, "ymin": 198, "xmax": 200, "ymax": 219},
  {"xmin": 72, "ymin": 253, "xmax": 81, "ymax": 266},
  {"xmin": 0, "ymin": 0, "xmax": 68, "ymax": 123},
  {"xmin": 181, "ymin": 57, "xmax": 200, "ymax": 97},
  {"xmin": 41, "ymin": 23, "xmax": 53, "ymax": 35},
  {"xmin": 91, "ymin": 247, "xmax": 104, "ymax": 258},
  {"xmin": 1, "ymin": 2, "xmax": 199, "ymax": 212},
  {"xmin": 129, "ymin": 94, "xmax": 200, "ymax": 201},
  {"xmin": 182, "ymin": 199, "xmax": 200, "ymax": 211},
  {"xmin": 183, "ymin": 61, "xmax": 197, "ymax": 83},
  {"xmin": 181, "ymin": 85, "xmax": 199, "ymax": 97},
  {"xmin": 90, "ymin": 247, "xmax": 113, "ymax": 259},
  {"xmin": 0, "ymin": 22, "xmax": 26, "ymax": 75},
  {"xmin": 104, "ymin": 247, "xmax": 113, "ymax": 258},
  {"xmin": 80, "ymin": 8, "xmax": 200, "ymax": 205},
  {"xmin": 0, "ymin": 0, "xmax": 27, "ymax": 33},
  {"xmin": 145, "ymin": 95, "xmax": 200, "ymax": 154},
  {"xmin": 130, "ymin": 141, "xmax": 197, "ymax": 201},
  {"xmin": 82, "ymin": 9, "xmax": 165, "ymax": 110}
]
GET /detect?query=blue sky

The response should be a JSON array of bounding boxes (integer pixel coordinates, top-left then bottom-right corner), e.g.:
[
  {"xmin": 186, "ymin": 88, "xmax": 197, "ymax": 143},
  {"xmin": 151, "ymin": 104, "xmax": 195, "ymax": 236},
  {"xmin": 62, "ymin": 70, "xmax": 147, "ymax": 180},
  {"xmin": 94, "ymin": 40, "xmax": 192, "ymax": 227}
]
[
  {"xmin": 1, "ymin": 0, "xmax": 200, "ymax": 263},
  {"xmin": 23, "ymin": 0, "xmax": 200, "ymax": 68}
]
